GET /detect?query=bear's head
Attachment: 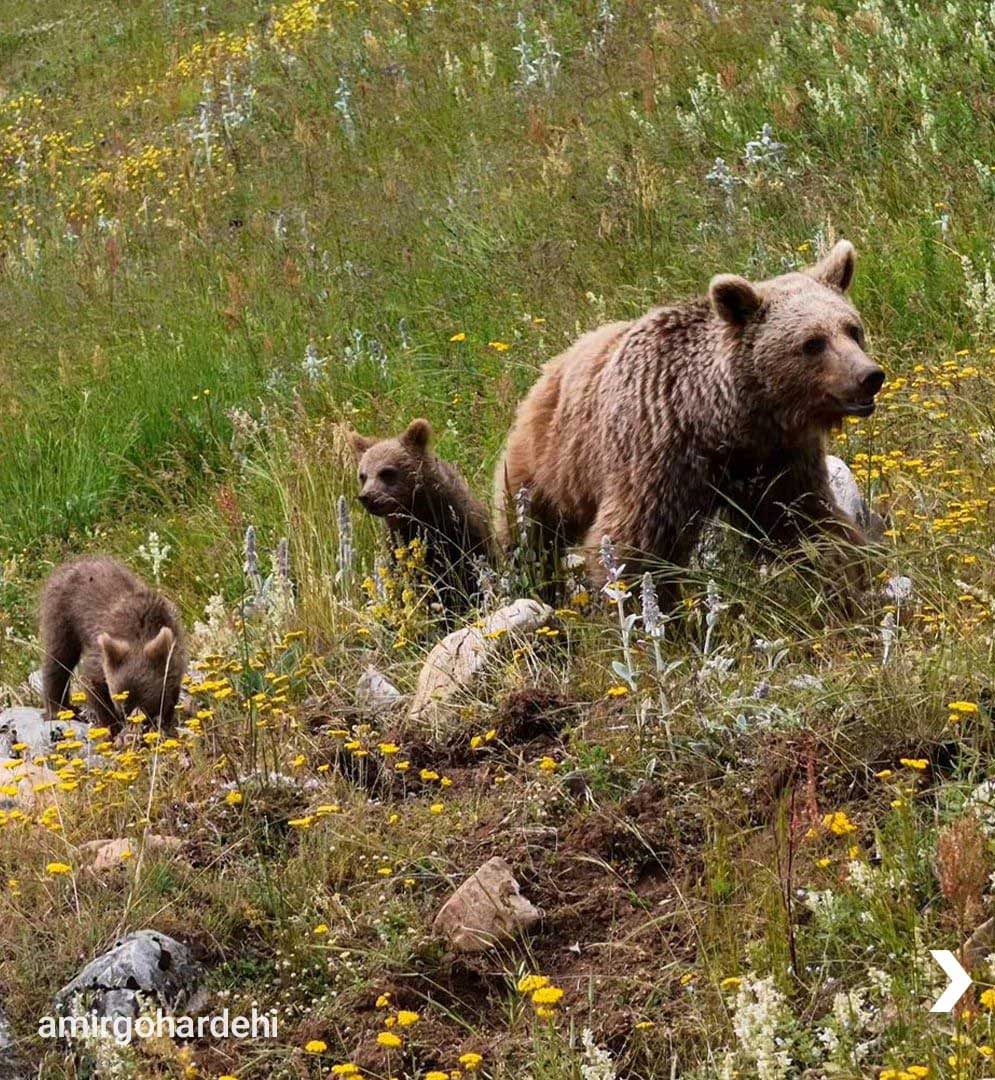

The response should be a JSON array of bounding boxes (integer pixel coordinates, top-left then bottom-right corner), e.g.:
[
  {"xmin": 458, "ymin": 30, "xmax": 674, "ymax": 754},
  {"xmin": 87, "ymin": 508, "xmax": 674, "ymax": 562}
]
[
  {"xmin": 97, "ymin": 625, "xmax": 184, "ymax": 729},
  {"xmin": 349, "ymin": 418, "xmax": 433, "ymax": 520},
  {"xmin": 709, "ymin": 240, "xmax": 885, "ymax": 435}
]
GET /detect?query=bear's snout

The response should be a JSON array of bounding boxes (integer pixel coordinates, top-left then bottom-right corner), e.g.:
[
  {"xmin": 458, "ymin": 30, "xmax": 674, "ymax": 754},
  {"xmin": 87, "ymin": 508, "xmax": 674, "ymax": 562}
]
[{"xmin": 859, "ymin": 365, "xmax": 885, "ymax": 396}]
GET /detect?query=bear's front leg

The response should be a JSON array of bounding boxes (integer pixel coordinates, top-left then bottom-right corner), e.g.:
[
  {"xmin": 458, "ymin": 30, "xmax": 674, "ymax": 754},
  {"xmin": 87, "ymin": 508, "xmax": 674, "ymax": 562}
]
[
  {"xmin": 744, "ymin": 449, "xmax": 872, "ymax": 595},
  {"xmin": 583, "ymin": 489, "xmax": 699, "ymax": 610}
]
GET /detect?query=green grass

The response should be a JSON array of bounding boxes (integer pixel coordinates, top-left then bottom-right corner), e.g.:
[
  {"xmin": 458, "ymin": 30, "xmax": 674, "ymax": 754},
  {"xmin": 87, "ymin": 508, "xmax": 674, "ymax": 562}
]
[{"xmin": 4, "ymin": 0, "xmax": 995, "ymax": 1076}]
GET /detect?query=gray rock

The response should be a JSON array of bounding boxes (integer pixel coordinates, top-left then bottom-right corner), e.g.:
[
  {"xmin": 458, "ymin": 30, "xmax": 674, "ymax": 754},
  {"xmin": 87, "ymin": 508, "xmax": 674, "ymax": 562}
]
[
  {"xmin": 826, "ymin": 455, "xmax": 885, "ymax": 539},
  {"xmin": 26, "ymin": 669, "xmax": 43, "ymax": 698},
  {"xmin": 0, "ymin": 999, "xmax": 28, "ymax": 1080},
  {"xmin": 0, "ymin": 706, "xmax": 103, "ymax": 767},
  {"xmin": 356, "ymin": 666, "xmax": 402, "ymax": 714},
  {"xmin": 54, "ymin": 930, "xmax": 206, "ymax": 1024},
  {"xmin": 409, "ymin": 599, "xmax": 554, "ymax": 737}
]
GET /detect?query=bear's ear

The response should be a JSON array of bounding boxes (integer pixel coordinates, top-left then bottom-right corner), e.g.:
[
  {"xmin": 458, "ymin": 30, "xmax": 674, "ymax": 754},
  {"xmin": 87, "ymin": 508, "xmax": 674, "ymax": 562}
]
[
  {"xmin": 808, "ymin": 240, "xmax": 855, "ymax": 293},
  {"xmin": 709, "ymin": 274, "xmax": 762, "ymax": 325},
  {"xmin": 349, "ymin": 431, "xmax": 375, "ymax": 460},
  {"xmin": 98, "ymin": 633, "xmax": 130, "ymax": 670},
  {"xmin": 144, "ymin": 626, "xmax": 175, "ymax": 663},
  {"xmin": 401, "ymin": 418, "xmax": 432, "ymax": 451}
]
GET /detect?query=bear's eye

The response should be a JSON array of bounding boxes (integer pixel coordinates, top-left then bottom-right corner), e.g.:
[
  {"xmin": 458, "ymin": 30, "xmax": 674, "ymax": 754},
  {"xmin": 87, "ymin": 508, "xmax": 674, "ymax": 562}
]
[
  {"xmin": 802, "ymin": 336, "xmax": 827, "ymax": 357},
  {"xmin": 358, "ymin": 472, "xmax": 367, "ymax": 484},
  {"xmin": 846, "ymin": 323, "xmax": 864, "ymax": 345},
  {"xmin": 379, "ymin": 468, "xmax": 398, "ymax": 484}
]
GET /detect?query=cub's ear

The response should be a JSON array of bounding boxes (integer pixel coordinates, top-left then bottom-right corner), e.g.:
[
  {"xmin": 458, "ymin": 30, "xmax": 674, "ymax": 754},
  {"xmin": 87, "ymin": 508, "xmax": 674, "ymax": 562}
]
[
  {"xmin": 402, "ymin": 418, "xmax": 432, "ymax": 451},
  {"xmin": 98, "ymin": 633, "xmax": 130, "ymax": 670},
  {"xmin": 349, "ymin": 431, "xmax": 375, "ymax": 460},
  {"xmin": 144, "ymin": 626, "xmax": 175, "ymax": 663},
  {"xmin": 808, "ymin": 239, "xmax": 855, "ymax": 293},
  {"xmin": 709, "ymin": 274, "xmax": 762, "ymax": 325}
]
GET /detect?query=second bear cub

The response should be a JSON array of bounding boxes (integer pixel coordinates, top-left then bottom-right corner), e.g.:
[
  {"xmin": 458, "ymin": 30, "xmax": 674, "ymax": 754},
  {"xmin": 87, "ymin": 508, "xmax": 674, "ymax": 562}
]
[
  {"xmin": 350, "ymin": 419, "xmax": 492, "ymax": 613},
  {"xmin": 40, "ymin": 556, "xmax": 187, "ymax": 734}
]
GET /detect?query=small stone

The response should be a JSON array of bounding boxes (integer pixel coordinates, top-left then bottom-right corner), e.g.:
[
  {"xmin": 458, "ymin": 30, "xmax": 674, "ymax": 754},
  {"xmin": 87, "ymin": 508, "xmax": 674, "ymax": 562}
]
[
  {"xmin": 826, "ymin": 455, "xmax": 884, "ymax": 538},
  {"xmin": 409, "ymin": 600, "xmax": 554, "ymax": 736},
  {"xmin": 0, "ymin": 760, "xmax": 60, "ymax": 814},
  {"xmin": 433, "ymin": 857, "xmax": 541, "ymax": 952},
  {"xmin": 356, "ymin": 666, "xmax": 402, "ymax": 713},
  {"xmin": 79, "ymin": 836, "xmax": 183, "ymax": 875}
]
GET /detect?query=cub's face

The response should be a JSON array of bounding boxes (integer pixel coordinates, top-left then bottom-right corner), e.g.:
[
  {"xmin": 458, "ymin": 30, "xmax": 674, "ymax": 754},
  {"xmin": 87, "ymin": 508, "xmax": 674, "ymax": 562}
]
[
  {"xmin": 98, "ymin": 627, "xmax": 182, "ymax": 728},
  {"xmin": 710, "ymin": 241, "xmax": 885, "ymax": 433},
  {"xmin": 350, "ymin": 419, "xmax": 433, "ymax": 520}
]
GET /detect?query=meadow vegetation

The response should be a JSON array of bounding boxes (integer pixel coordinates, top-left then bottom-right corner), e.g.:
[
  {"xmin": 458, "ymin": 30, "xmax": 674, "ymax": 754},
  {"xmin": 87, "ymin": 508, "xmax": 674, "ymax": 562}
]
[{"xmin": 3, "ymin": 0, "xmax": 995, "ymax": 1076}]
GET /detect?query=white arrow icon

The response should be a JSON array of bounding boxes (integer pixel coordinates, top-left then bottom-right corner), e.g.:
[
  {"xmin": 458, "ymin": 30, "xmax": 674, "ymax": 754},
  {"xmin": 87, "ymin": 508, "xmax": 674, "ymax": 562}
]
[{"xmin": 930, "ymin": 950, "xmax": 972, "ymax": 1012}]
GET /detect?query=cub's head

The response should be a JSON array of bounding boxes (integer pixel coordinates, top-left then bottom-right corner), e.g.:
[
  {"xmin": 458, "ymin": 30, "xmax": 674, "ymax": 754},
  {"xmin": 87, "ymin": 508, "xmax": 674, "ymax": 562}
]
[
  {"xmin": 709, "ymin": 240, "xmax": 885, "ymax": 433},
  {"xmin": 97, "ymin": 625, "xmax": 184, "ymax": 728},
  {"xmin": 349, "ymin": 418, "xmax": 433, "ymax": 519}
]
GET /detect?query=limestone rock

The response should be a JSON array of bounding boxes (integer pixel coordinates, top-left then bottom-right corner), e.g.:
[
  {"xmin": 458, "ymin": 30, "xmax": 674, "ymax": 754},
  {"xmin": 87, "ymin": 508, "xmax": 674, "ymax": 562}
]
[
  {"xmin": 0, "ymin": 760, "xmax": 60, "ymax": 814},
  {"xmin": 356, "ymin": 666, "xmax": 402, "ymax": 714},
  {"xmin": 826, "ymin": 455, "xmax": 885, "ymax": 539},
  {"xmin": 0, "ymin": 706, "xmax": 103, "ymax": 767},
  {"xmin": 0, "ymin": 996, "xmax": 28, "ymax": 1080},
  {"xmin": 79, "ymin": 836, "xmax": 183, "ymax": 875},
  {"xmin": 433, "ymin": 857, "xmax": 541, "ymax": 952},
  {"xmin": 54, "ymin": 930, "xmax": 205, "ymax": 1024},
  {"xmin": 409, "ymin": 600, "xmax": 554, "ymax": 735}
]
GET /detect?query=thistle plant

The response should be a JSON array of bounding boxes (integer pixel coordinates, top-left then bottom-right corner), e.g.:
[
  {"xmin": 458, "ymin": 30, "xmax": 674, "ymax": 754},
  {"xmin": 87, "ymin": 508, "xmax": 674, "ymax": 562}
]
[
  {"xmin": 301, "ymin": 342, "xmax": 327, "ymax": 381},
  {"xmin": 334, "ymin": 75, "xmax": 357, "ymax": 142},
  {"xmin": 336, "ymin": 495, "xmax": 354, "ymax": 590},
  {"xmin": 137, "ymin": 530, "xmax": 171, "ymax": 583},
  {"xmin": 702, "ymin": 578, "xmax": 726, "ymax": 656},
  {"xmin": 600, "ymin": 536, "xmax": 637, "ymax": 688}
]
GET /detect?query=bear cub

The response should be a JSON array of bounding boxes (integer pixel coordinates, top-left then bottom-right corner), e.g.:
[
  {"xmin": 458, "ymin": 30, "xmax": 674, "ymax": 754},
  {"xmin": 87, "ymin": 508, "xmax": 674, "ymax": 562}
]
[
  {"xmin": 350, "ymin": 419, "xmax": 493, "ymax": 613},
  {"xmin": 40, "ymin": 556, "xmax": 187, "ymax": 734}
]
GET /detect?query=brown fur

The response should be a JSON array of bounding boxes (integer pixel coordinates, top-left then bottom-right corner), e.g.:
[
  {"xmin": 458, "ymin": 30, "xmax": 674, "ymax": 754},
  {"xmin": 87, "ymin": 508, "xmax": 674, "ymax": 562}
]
[
  {"xmin": 350, "ymin": 419, "xmax": 494, "ymax": 612},
  {"xmin": 40, "ymin": 556, "xmax": 187, "ymax": 733},
  {"xmin": 494, "ymin": 241, "xmax": 885, "ymax": 597}
]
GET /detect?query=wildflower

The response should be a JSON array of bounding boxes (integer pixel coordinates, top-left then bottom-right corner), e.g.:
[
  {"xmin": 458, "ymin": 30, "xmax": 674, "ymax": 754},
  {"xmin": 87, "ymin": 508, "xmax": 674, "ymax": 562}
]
[
  {"xmin": 313, "ymin": 924, "xmax": 328, "ymax": 935},
  {"xmin": 875, "ymin": 769, "xmax": 893, "ymax": 780},
  {"xmin": 532, "ymin": 986, "xmax": 564, "ymax": 1006},
  {"xmin": 225, "ymin": 791, "xmax": 243, "ymax": 806},
  {"xmin": 304, "ymin": 1040, "xmax": 327, "ymax": 1054},
  {"xmin": 450, "ymin": 332, "xmax": 466, "ymax": 341},
  {"xmin": 981, "ymin": 988, "xmax": 995, "ymax": 1010},
  {"xmin": 46, "ymin": 862, "xmax": 72, "ymax": 876},
  {"xmin": 426, "ymin": 1073, "xmax": 448, "ymax": 1080},
  {"xmin": 377, "ymin": 1031, "xmax": 402, "ymax": 1049},
  {"xmin": 605, "ymin": 685, "xmax": 629, "ymax": 698},
  {"xmin": 459, "ymin": 1052, "xmax": 483, "ymax": 1071},
  {"xmin": 420, "ymin": 769, "xmax": 440, "ymax": 782},
  {"xmin": 822, "ymin": 811, "xmax": 858, "ymax": 836},
  {"xmin": 396, "ymin": 1010, "xmax": 419, "ymax": 1027},
  {"xmin": 899, "ymin": 758, "xmax": 928, "ymax": 771},
  {"xmin": 948, "ymin": 701, "xmax": 979, "ymax": 716},
  {"xmin": 538, "ymin": 756, "xmax": 557, "ymax": 773},
  {"xmin": 488, "ymin": 340, "xmax": 510, "ymax": 351},
  {"xmin": 720, "ymin": 976, "xmax": 742, "ymax": 991},
  {"xmin": 376, "ymin": 994, "xmax": 391, "ymax": 1008},
  {"xmin": 429, "ymin": 803, "xmax": 445, "ymax": 814},
  {"xmin": 331, "ymin": 1067, "xmax": 360, "ymax": 1077},
  {"xmin": 517, "ymin": 974, "xmax": 549, "ymax": 994}
]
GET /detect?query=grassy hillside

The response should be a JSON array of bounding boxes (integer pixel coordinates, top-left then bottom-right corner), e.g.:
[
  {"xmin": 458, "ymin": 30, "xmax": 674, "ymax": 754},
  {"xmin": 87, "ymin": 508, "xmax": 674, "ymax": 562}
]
[{"xmin": 3, "ymin": 0, "xmax": 995, "ymax": 1076}]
